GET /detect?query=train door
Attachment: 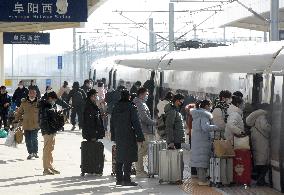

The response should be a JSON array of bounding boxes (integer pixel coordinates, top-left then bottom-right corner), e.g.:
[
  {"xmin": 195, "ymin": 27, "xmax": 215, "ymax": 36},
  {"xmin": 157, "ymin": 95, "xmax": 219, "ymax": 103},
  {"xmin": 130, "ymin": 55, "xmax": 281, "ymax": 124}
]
[
  {"xmin": 108, "ymin": 69, "xmax": 113, "ymax": 90},
  {"xmin": 113, "ymin": 70, "xmax": 117, "ymax": 90},
  {"xmin": 270, "ymin": 75, "xmax": 284, "ymax": 192},
  {"xmin": 92, "ymin": 69, "xmax": 96, "ymax": 82}
]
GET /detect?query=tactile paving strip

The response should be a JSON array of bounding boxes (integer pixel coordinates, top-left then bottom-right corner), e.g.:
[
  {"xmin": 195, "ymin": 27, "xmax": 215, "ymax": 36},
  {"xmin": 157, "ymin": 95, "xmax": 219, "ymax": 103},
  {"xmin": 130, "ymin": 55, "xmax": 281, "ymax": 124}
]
[
  {"xmin": 219, "ymin": 186, "xmax": 283, "ymax": 195},
  {"xmin": 180, "ymin": 178, "xmax": 222, "ymax": 195}
]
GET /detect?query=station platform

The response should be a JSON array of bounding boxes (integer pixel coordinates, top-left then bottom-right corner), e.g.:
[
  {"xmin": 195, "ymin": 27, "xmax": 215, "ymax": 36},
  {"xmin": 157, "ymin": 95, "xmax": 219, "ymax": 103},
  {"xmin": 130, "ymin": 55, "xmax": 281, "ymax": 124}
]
[{"xmin": 0, "ymin": 125, "xmax": 282, "ymax": 195}]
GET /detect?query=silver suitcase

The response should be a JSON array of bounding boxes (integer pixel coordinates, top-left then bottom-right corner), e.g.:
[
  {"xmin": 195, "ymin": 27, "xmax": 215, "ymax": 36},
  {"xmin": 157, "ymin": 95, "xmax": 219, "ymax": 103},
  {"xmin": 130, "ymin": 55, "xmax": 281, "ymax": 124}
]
[
  {"xmin": 209, "ymin": 157, "xmax": 233, "ymax": 187},
  {"xmin": 148, "ymin": 141, "xmax": 167, "ymax": 177},
  {"xmin": 158, "ymin": 149, "xmax": 183, "ymax": 184}
]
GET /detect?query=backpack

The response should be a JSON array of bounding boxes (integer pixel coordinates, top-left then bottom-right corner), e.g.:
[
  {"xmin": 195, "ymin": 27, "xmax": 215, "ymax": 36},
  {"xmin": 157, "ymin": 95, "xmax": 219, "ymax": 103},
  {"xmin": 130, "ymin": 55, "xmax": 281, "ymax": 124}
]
[
  {"xmin": 72, "ymin": 90, "xmax": 84, "ymax": 105},
  {"xmin": 48, "ymin": 110, "xmax": 65, "ymax": 131},
  {"xmin": 157, "ymin": 114, "xmax": 167, "ymax": 139}
]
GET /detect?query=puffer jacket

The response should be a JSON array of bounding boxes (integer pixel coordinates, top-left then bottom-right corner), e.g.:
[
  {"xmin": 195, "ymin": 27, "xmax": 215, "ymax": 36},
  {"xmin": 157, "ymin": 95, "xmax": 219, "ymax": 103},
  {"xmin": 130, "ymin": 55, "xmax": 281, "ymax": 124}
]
[
  {"xmin": 14, "ymin": 98, "xmax": 39, "ymax": 130},
  {"xmin": 224, "ymin": 104, "xmax": 245, "ymax": 141},
  {"xmin": 246, "ymin": 109, "xmax": 271, "ymax": 165},
  {"xmin": 165, "ymin": 104, "xmax": 185, "ymax": 144},
  {"xmin": 133, "ymin": 97, "xmax": 156, "ymax": 134},
  {"xmin": 190, "ymin": 108, "xmax": 218, "ymax": 168}
]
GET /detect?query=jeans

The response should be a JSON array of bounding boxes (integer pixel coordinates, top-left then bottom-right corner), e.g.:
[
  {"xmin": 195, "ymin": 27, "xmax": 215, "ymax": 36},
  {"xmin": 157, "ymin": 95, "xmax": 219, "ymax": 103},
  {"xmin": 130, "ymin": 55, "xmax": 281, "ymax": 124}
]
[
  {"xmin": 24, "ymin": 130, "xmax": 38, "ymax": 154},
  {"xmin": 43, "ymin": 134, "xmax": 56, "ymax": 170},
  {"xmin": 0, "ymin": 112, "xmax": 8, "ymax": 129},
  {"xmin": 116, "ymin": 161, "xmax": 132, "ymax": 182},
  {"xmin": 71, "ymin": 106, "xmax": 83, "ymax": 128}
]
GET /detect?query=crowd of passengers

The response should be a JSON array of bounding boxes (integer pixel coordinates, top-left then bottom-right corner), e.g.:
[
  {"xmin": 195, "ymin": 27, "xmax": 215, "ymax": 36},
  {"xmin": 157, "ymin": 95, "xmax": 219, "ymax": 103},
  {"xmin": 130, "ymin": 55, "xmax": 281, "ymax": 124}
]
[{"xmin": 0, "ymin": 76, "xmax": 271, "ymax": 187}]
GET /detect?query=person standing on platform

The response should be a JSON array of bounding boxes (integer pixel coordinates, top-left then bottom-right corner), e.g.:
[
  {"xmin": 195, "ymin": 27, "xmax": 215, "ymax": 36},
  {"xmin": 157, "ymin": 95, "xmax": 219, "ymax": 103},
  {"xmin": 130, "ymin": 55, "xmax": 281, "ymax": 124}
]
[
  {"xmin": 0, "ymin": 86, "xmax": 11, "ymax": 131},
  {"xmin": 12, "ymin": 81, "xmax": 29, "ymax": 107},
  {"xmin": 29, "ymin": 80, "xmax": 41, "ymax": 99},
  {"xmin": 14, "ymin": 88, "xmax": 40, "ymax": 160}
]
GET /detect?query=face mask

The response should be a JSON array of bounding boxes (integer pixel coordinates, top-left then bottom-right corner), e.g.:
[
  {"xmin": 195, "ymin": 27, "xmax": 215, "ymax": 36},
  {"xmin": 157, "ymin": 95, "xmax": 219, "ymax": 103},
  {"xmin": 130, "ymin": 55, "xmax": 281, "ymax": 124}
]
[
  {"xmin": 47, "ymin": 89, "xmax": 52, "ymax": 93},
  {"xmin": 19, "ymin": 85, "xmax": 23, "ymax": 89},
  {"xmin": 96, "ymin": 96, "xmax": 100, "ymax": 101},
  {"xmin": 144, "ymin": 95, "xmax": 148, "ymax": 102},
  {"xmin": 51, "ymin": 101, "xmax": 56, "ymax": 105},
  {"xmin": 29, "ymin": 97, "xmax": 35, "ymax": 102}
]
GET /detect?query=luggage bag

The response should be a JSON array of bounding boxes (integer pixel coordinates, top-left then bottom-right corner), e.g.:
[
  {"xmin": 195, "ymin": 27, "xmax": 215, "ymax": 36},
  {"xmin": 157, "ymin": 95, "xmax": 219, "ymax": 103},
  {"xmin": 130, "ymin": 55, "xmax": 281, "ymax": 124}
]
[
  {"xmin": 111, "ymin": 145, "xmax": 136, "ymax": 176},
  {"xmin": 148, "ymin": 141, "xmax": 167, "ymax": 178},
  {"xmin": 233, "ymin": 149, "xmax": 252, "ymax": 185},
  {"xmin": 80, "ymin": 141, "xmax": 104, "ymax": 176},
  {"xmin": 209, "ymin": 157, "xmax": 233, "ymax": 187},
  {"xmin": 158, "ymin": 149, "xmax": 183, "ymax": 184}
]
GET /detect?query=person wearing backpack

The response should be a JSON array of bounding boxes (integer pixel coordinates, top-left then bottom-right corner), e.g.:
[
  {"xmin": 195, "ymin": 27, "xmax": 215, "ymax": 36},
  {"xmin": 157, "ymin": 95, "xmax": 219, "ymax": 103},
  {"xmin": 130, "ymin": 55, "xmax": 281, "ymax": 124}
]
[
  {"xmin": 39, "ymin": 91, "xmax": 61, "ymax": 175},
  {"xmin": 82, "ymin": 89, "xmax": 105, "ymax": 141},
  {"xmin": 212, "ymin": 90, "xmax": 232, "ymax": 139},
  {"xmin": 67, "ymin": 82, "xmax": 87, "ymax": 131},
  {"xmin": 165, "ymin": 94, "xmax": 186, "ymax": 150},
  {"xmin": 246, "ymin": 104, "xmax": 271, "ymax": 186}
]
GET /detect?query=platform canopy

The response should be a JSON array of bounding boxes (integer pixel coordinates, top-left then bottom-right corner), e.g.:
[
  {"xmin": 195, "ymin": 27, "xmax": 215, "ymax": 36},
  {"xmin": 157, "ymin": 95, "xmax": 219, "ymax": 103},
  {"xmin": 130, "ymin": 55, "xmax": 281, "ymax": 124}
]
[
  {"xmin": 221, "ymin": 7, "xmax": 284, "ymax": 32},
  {"xmin": 115, "ymin": 41, "xmax": 284, "ymax": 73},
  {"xmin": 0, "ymin": 0, "xmax": 108, "ymax": 32}
]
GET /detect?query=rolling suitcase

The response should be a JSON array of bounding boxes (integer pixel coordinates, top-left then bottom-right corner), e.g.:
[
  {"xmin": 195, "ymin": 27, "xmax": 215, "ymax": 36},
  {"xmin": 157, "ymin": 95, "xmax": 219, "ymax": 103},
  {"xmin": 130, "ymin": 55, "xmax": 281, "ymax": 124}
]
[
  {"xmin": 111, "ymin": 145, "xmax": 136, "ymax": 176},
  {"xmin": 210, "ymin": 157, "xmax": 233, "ymax": 187},
  {"xmin": 158, "ymin": 149, "xmax": 183, "ymax": 184},
  {"xmin": 148, "ymin": 141, "xmax": 167, "ymax": 178},
  {"xmin": 80, "ymin": 141, "xmax": 104, "ymax": 176},
  {"xmin": 233, "ymin": 149, "xmax": 252, "ymax": 185}
]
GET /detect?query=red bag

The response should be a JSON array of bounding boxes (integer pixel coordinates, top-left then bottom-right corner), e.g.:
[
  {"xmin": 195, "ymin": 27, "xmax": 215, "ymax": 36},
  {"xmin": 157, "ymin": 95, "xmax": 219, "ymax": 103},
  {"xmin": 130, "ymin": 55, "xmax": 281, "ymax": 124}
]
[{"xmin": 233, "ymin": 149, "xmax": 252, "ymax": 185}]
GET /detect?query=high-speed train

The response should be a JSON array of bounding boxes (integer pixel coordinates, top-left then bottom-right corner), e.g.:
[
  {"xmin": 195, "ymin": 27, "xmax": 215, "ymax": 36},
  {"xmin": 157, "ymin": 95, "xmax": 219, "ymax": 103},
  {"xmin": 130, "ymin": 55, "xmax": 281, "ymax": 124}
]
[{"xmin": 90, "ymin": 41, "xmax": 284, "ymax": 193}]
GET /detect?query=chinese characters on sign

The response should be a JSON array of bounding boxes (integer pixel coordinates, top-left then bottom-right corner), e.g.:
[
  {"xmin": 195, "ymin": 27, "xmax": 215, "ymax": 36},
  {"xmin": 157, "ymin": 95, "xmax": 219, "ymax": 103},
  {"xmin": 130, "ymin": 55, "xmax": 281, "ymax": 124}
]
[
  {"xmin": 0, "ymin": 0, "xmax": 87, "ymax": 22},
  {"xmin": 3, "ymin": 32, "xmax": 50, "ymax": 44}
]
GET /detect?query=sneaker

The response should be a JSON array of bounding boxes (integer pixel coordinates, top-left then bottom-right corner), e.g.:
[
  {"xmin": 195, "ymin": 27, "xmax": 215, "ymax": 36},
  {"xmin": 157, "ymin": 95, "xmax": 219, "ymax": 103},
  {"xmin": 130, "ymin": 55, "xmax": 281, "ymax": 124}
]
[
  {"xmin": 33, "ymin": 153, "xmax": 39, "ymax": 158},
  {"xmin": 27, "ymin": 154, "xmax": 33, "ymax": 160},
  {"xmin": 71, "ymin": 126, "xmax": 76, "ymax": 131},
  {"xmin": 50, "ymin": 168, "xmax": 60, "ymax": 174},
  {"xmin": 43, "ymin": 169, "xmax": 55, "ymax": 175},
  {"xmin": 198, "ymin": 181, "xmax": 210, "ymax": 186},
  {"xmin": 123, "ymin": 181, "xmax": 138, "ymax": 186}
]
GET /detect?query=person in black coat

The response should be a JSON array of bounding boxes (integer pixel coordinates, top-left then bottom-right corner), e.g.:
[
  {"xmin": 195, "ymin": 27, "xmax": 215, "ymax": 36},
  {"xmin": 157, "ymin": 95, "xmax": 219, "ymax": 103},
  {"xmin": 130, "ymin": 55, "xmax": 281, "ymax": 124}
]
[
  {"xmin": 0, "ymin": 86, "xmax": 11, "ymax": 130},
  {"xmin": 130, "ymin": 81, "xmax": 141, "ymax": 94},
  {"xmin": 66, "ymin": 82, "xmax": 87, "ymax": 130},
  {"xmin": 111, "ymin": 90, "xmax": 145, "ymax": 186},
  {"xmin": 143, "ymin": 71, "xmax": 155, "ymax": 117},
  {"xmin": 82, "ymin": 89, "xmax": 105, "ymax": 141},
  {"xmin": 12, "ymin": 81, "xmax": 29, "ymax": 107}
]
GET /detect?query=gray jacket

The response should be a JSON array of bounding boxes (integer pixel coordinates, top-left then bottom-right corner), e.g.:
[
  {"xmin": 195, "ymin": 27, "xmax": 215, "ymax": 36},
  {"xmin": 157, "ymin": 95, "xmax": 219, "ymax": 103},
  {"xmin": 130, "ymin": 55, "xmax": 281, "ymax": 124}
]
[
  {"xmin": 165, "ymin": 104, "xmax": 185, "ymax": 144},
  {"xmin": 133, "ymin": 97, "xmax": 156, "ymax": 134},
  {"xmin": 190, "ymin": 108, "xmax": 218, "ymax": 168}
]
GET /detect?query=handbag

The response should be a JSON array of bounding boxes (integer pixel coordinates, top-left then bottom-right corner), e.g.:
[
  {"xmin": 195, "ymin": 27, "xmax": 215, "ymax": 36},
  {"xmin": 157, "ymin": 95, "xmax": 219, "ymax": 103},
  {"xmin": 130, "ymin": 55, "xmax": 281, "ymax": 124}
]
[
  {"xmin": 5, "ymin": 130, "xmax": 16, "ymax": 147},
  {"xmin": 14, "ymin": 126, "xmax": 23, "ymax": 144},
  {"xmin": 213, "ymin": 140, "xmax": 235, "ymax": 157},
  {"xmin": 233, "ymin": 135, "xmax": 250, "ymax": 149}
]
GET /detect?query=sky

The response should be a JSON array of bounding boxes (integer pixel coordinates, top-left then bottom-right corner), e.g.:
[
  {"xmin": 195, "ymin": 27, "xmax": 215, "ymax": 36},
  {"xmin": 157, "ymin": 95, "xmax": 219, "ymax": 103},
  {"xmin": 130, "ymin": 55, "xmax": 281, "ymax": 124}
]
[{"xmin": 4, "ymin": 0, "xmax": 265, "ymax": 67}]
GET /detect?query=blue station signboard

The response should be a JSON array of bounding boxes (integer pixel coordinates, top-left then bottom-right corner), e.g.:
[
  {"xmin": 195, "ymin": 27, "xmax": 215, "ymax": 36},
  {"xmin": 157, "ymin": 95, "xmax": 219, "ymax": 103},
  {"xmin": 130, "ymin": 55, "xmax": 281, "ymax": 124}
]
[
  {"xmin": 3, "ymin": 32, "xmax": 50, "ymax": 44},
  {"xmin": 0, "ymin": 0, "xmax": 88, "ymax": 22}
]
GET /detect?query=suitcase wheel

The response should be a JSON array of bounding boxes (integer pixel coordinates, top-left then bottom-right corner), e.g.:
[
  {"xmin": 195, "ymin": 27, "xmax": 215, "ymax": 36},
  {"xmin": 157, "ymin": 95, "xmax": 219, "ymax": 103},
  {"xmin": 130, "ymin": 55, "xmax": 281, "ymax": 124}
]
[
  {"xmin": 159, "ymin": 179, "xmax": 163, "ymax": 184},
  {"xmin": 111, "ymin": 173, "xmax": 115, "ymax": 176},
  {"xmin": 80, "ymin": 172, "xmax": 85, "ymax": 177}
]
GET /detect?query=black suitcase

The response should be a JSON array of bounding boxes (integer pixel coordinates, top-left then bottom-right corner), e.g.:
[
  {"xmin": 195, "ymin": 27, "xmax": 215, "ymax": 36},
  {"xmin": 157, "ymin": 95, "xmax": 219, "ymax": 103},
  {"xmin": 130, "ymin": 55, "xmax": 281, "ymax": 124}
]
[{"xmin": 80, "ymin": 141, "xmax": 104, "ymax": 176}]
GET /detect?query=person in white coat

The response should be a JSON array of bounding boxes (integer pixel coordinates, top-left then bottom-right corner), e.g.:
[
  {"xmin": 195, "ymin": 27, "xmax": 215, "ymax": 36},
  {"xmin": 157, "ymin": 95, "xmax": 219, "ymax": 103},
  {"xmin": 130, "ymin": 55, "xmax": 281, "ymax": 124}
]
[
  {"xmin": 246, "ymin": 106, "xmax": 271, "ymax": 186},
  {"xmin": 212, "ymin": 90, "xmax": 232, "ymax": 139},
  {"xmin": 225, "ymin": 95, "xmax": 245, "ymax": 143}
]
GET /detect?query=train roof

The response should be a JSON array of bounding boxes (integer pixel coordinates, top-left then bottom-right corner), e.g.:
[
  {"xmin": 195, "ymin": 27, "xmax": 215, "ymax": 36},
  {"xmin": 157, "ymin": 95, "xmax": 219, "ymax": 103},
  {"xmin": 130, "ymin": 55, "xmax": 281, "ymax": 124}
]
[{"xmin": 115, "ymin": 41, "xmax": 284, "ymax": 74}]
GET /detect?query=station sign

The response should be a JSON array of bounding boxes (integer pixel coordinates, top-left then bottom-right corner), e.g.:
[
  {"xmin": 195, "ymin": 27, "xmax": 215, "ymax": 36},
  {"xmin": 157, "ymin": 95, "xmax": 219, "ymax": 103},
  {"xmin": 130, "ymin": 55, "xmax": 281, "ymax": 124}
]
[
  {"xmin": 0, "ymin": 0, "xmax": 87, "ymax": 22},
  {"xmin": 58, "ymin": 56, "xmax": 63, "ymax": 69},
  {"xmin": 46, "ymin": 79, "xmax": 52, "ymax": 87},
  {"xmin": 3, "ymin": 32, "xmax": 50, "ymax": 44}
]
